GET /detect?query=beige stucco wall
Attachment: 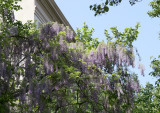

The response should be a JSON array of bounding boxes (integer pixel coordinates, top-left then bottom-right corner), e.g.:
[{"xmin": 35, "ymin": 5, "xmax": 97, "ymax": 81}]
[{"xmin": 14, "ymin": 0, "xmax": 35, "ymax": 23}]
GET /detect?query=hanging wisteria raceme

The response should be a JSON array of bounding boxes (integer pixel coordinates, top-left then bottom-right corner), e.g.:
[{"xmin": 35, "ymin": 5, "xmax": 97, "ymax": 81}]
[
  {"xmin": 138, "ymin": 63, "xmax": 145, "ymax": 76},
  {"xmin": 0, "ymin": 19, "xmax": 143, "ymax": 113}
]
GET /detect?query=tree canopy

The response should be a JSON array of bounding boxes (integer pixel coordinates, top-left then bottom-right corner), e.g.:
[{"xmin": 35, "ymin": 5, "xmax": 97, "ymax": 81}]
[
  {"xmin": 90, "ymin": 0, "xmax": 141, "ymax": 16},
  {"xmin": 148, "ymin": 0, "xmax": 160, "ymax": 18},
  {"xmin": 0, "ymin": 0, "xmax": 160, "ymax": 112}
]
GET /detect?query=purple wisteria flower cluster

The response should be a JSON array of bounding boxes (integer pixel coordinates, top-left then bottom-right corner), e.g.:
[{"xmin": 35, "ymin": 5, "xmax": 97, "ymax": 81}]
[{"xmin": 0, "ymin": 22, "xmax": 142, "ymax": 112}]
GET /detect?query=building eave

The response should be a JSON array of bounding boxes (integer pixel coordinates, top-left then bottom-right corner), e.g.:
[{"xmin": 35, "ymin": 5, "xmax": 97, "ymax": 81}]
[{"xmin": 36, "ymin": 0, "xmax": 75, "ymax": 33}]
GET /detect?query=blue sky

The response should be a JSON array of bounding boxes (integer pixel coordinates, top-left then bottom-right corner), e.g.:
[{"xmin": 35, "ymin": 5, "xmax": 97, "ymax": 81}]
[{"xmin": 55, "ymin": 0, "xmax": 160, "ymax": 87}]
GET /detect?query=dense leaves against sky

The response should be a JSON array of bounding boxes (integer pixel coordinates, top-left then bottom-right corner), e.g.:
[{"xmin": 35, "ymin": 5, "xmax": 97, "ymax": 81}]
[
  {"xmin": 0, "ymin": 0, "xmax": 160, "ymax": 112},
  {"xmin": 0, "ymin": 0, "xmax": 145, "ymax": 112},
  {"xmin": 133, "ymin": 83, "xmax": 160, "ymax": 113},
  {"xmin": 90, "ymin": 0, "xmax": 141, "ymax": 16},
  {"xmin": 148, "ymin": 0, "xmax": 160, "ymax": 17},
  {"xmin": 149, "ymin": 0, "xmax": 160, "ymax": 86}
]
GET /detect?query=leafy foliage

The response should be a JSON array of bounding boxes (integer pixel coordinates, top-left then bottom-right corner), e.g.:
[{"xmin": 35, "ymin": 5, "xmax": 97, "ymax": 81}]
[
  {"xmin": 0, "ymin": 1, "xmax": 144, "ymax": 112},
  {"xmin": 90, "ymin": 0, "xmax": 140, "ymax": 16},
  {"xmin": 148, "ymin": 0, "xmax": 160, "ymax": 86},
  {"xmin": 0, "ymin": 0, "xmax": 22, "ymax": 24},
  {"xmin": 75, "ymin": 22, "xmax": 99, "ymax": 50},
  {"xmin": 135, "ymin": 1, "xmax": 160, "ymax": 112},
  {"xmin": 133, "ymin": 83, "xmax": 160, "ymax": 113},
  {"xmin": 105, "ymin": 22, "xmax": 140, "ymax": 47},
  {"xmin": 148, "ymin": 0, "xmax": 160, "ymax": 18},
  {"xmin": 150, "ymin": 56, "xmax": 160, "ymax": 86}
]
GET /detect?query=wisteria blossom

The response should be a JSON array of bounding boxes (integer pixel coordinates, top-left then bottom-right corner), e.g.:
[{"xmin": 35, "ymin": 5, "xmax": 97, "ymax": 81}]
[{"xmin": 0, "ymin": 21, "xmax": 142, "ymax": 113}]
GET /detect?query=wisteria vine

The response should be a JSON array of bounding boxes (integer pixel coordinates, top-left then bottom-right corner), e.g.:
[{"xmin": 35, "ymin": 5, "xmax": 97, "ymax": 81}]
[{"xmin": 0, "ymin": 3, "xmax": 143, "ymax": 112}]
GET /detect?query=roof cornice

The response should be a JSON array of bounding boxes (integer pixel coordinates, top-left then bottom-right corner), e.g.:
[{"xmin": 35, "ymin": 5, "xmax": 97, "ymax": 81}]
[{"xmin": 36, "ymin": 0, "xmax": 74, "ymax": 32}]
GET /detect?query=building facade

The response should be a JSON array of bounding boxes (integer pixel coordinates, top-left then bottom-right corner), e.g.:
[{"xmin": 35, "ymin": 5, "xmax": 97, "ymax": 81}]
[{"xmin": 15, "ymin": 0, "xmax": 74, "ymax": 31}]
